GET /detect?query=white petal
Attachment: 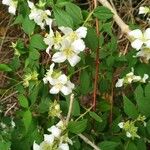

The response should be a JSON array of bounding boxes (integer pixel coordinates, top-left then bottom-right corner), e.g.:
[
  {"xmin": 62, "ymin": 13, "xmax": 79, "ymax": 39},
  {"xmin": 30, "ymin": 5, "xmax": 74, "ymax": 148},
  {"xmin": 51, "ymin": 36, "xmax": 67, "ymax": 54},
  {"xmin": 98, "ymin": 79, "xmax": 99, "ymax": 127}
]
[
  {"xmin": 131, "ymin": 39, "xmax": 143, "ymax": 50},
  {"xmin": 45, "ymin": 10, "xmax": 51, "ymax": 16},
  {"xmin": 58, "ymin": 74, "xmax": 68, "ymax": 84},
  {"xmin": 44, "ymin": 134, "xmax": 54, "ymax": 144},
  {"xmin": 46, "ymin": 46, "xmax": 51, "ymax": 55},
  {"xmin": 68, "ymin": 54, "xmax": 81, "ymax": 67},
  {"xmin": 141, "ymin": 74, "xmax": 149, "ymax": 83},
  {"xmin": 52, "ymin": 52, "xmax": 66, "ymax": 63},
  {"xmin": 27, "ymin": 1, "xmax": 34, "ymax": 9},
  {"xmin": 59, "ymin": 26, "xmax": 73, "ymax": 35},
  {"xmin": 115, "ymin": 79, "xmax": 124, "ymax": 87},
  {"xmin": 49, "ymin": 86, "xmax": 60, "ymax": 94},
  {"xmin": 126, "ymin": 132, "xmax": 132, "ymax": 138},
  {"xmin": 58, "ymin": 143, "xmax": 69, "ymax": 150},
  {"xmin": 60, "ymin": 86, "xmax": 72, "ymax": 95},
  {"xmin": 2, "ymin": 0, "xmax": 11, "ymax": 5},
  {"xmin": 118, "ymin": 122, "xmax": 124, "ymax": 128},
  {"xmin": 129, "ymin": 29, "xmax": 143, "ymax": 39},
  {"xmin": 76, "ymin": 27, "xmax": 87, "ymax": 38},
  {"xmin": 145, "ymin": 40, "xmax": 150, "ymax": 48},
  {"xmin": 8, "ymin": 6, "xmax": 16, "ymax": 15},
  {"xmin": 67, "ymin": 81, "xmax": 75, "ymax": 89},
  {"xmin": 56, "ymin": 120, "xmax": 64, "ymax": 128},
  {"xmin": 47, "ymin": 125, "xmax": 61, "ymax": 138},
  {"xmin": 132, "ymin": 76, "xmax": 141, "ymax": 82},
  {"xmin": 144, "ymin": 28, "xmax": 150, "ymax": 40},
  {"xmin": 33, "ymin": 142, "xmax": 40, "ymax": 150},
  {"xmin": 71, "ymin": 39, "xmax": 85, "ymax": 53}
]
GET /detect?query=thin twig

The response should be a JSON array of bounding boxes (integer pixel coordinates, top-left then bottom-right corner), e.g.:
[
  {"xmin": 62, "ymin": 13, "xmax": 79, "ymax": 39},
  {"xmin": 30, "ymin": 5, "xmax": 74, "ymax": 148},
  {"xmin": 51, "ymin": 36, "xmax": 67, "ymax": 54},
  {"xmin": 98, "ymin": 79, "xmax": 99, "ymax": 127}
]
[
  {"xmin": 4, "ymin": 102, "xmax": 17, "ymax": 116},
  {"xmin": 78, "ymin": 134, "xmax": 100, "ymax": 150},
  {"xmin": 97, "ymin": 0, "xmax": 131, "ymax": 34},
  {"xmin": 1, "ymin": 91, "xmax": 18, "ymax": 103},
  {"xmin": 93, "ymin": 0, "xmax": 100, "ymax": 111},
  {"xmin": 66, "ymin": 94, "xmax": 74, "ymax": 125}
]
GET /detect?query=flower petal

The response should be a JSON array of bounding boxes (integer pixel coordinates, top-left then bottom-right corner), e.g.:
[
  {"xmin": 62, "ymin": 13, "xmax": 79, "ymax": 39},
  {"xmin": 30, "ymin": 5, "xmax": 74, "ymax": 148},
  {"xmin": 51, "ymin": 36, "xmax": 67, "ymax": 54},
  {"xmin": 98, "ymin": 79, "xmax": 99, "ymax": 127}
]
[
  {"xmin": 49, "ymin": 86, "xmax": 60, "ymax": 94},
  {"xmin": 33, "ymin": 141, "xmax": 40, "ymax": 150},
  {"xmin": 131, "ymin": 39, "xmax": 143, "ymax": 50},
  {"xmin": 58, "ymin": 143, "xmax": 69, "ymax": 150},
  {"xmin": 59, "ymin": 26, "xmax": 73, "ymax": 35},
  {"xmin": 52, "ymin": 52, "xmax": 66, "ymax": 63},
  {"xmin": 44, "ymin": 134, "xmax": 54, "ymax": 144},
  {"xmin": 144, "ymin": 28, "xmax": 150, "ymax": 40},
  {"xmin": 115, "ymin": 79, "xmax": 124, "ymax": 87},
  {"xmin": 60, "ymin": 86, "xmax": 72, "ymax": 95},
  {"xmin": 129, "ymin": 29, "xmax": 143, "ymax": 39},
  {"xmin": 71, "ymin": 39, "xmax": 85, "ymax": 53},
  {"xmin": 68, "ymin": 54, "xmax": 81, "ymax": 67},
  {"xmin": 58, "ymin": 74, "xmax": 68, "ymax": 84},
  {"xmin": 76, "ymin": 26, "xmax": 87, "ymax": 38}
]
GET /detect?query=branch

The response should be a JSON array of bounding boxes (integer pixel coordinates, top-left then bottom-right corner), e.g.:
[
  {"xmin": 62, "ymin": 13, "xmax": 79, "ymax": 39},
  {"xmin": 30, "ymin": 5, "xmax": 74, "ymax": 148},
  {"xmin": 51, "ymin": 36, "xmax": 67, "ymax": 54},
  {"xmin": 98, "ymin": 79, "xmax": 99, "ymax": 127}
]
[
  {"xmin": 78, "ymin": 134, "xmax": 101, "ymax": 150},
  {"xmin": 66, "ymin": 94, "xmax": 74, "ymax": 125},
  {"xmin": 97, "ymin": 0, "xmax": 131, "ymax": 34}
]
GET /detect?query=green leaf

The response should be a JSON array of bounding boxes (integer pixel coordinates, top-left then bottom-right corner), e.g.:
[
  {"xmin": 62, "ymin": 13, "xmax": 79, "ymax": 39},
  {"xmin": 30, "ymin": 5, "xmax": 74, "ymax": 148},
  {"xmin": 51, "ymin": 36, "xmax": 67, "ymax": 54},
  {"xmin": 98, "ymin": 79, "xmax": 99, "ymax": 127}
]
[
  {"xmin": 30, "ymin": 34, "xmax": 46, "ymax": 50},
  {"xmin": 145, "ymin": 83, "xmax": 150, "ymax": 98},
  {"xmin": 68, "ymin": 119, "xmax": 87, "ymax": 134},
  {"xmin": 80, "ymin": 70, "xmax": 91, "ymax": 94},
  {"xmin": 123, "ymin": 96, "xmax": 138, "ymax": 119},
  {"xmin": 84, "ymin": 28, "xmax": 98, "ymax": 51},
  {"xmin": 126, "ymin": 142, "xmax": 137, "ymax": 150},
  {"xmin": 65, "ymin": 2, "xmax": 83, "ymax": 25},
  {"xmin": 98, "ymin": 141, "xmax": 119, "ymax": 150},
  {"xmin": 18, "ymin": 94, "xmax": 29, "ymax": 108},
  {"xmin": 22, "ymin": 16, "xmax": 35, "ymax": 35},
  {"xmin": 0, "ymin": 64, "xmax": 12, "ymax": 72},
  {"xmin": 134, "ymin": 85, "xmax": 150, "ymax": 117},
  {"xmin": 94, "ymin": 6, "xmax": 113, "ymax": 21},
  {"xmin": 53, "ymin": 7, "xmax": 73, "ymax": 28},
  {"xmin": 22, "ymin": 110, "xmax": 32, "ymax": 131},
  {"xmin": 89, "ymin": 111, "xmax": 102, "ymax": 123},
  {"xmin": 0, "ymin": 141, "xmax": 11, "ymax": 150},
  {"xmin": 72, "ymin": 99, "xmax": 80, "ymax": 116}
]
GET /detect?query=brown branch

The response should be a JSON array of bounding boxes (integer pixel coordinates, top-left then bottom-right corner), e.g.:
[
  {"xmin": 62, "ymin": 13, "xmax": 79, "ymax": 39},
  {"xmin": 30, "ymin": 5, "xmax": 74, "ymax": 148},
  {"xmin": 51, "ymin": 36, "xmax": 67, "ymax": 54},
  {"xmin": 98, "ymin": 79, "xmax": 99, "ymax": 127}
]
[{"xmin": 93, "ymin": 0, "xmax": 100, "ymax": 111}]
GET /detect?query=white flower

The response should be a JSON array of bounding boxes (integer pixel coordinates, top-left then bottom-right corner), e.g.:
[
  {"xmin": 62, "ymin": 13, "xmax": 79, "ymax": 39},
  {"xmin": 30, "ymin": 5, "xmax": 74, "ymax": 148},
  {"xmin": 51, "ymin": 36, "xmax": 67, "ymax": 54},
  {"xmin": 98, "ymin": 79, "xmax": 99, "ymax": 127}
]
[
  {"xmin": 44, "ymin": 30, "xmax": 62, "ymax": 54},
  {"xmin": 129, "ymin": 28, "xmax": 150, "ymax": 50},
  {"xmin": 58, "ymin": 143, "xmax": 69, "ymax": 150},
  {"xmin": 118, "ymin": 122, "xmax": 124, "ymax": 128},
  {"xmin": 2, "ymin": 0, "xmax": 17, "ymax": 15},
  {"xmin": 59, "ymin": 26, "xmax": 87, "ymax": 41},
  {"xmin": 140, "ymin": 74, "xmax": 149, "ymax": 83},
  {"xmin": 126, "ymin": 132, "xmax": 132, "ymax": 138},
  {"xmin": 28, "ymin": 1, "xmax": 52, "ymax": 29},
  {"xmin": 139, "ymin": 6, "xmax": 149, "ymax": 15},
  {"xmin": 47, "ymin": 125, "xmax": 62, "ymax": 138},
  {"xmin": 115, "ymin": 79, "xmax": 124, "ymax": 87},
  {"xmin": 49, "ymin": 74, "xmax": 74, "ymax": 95},
  {"xmin": 52, "ymin": 39, "xmax": 85, "ymax": 66}
]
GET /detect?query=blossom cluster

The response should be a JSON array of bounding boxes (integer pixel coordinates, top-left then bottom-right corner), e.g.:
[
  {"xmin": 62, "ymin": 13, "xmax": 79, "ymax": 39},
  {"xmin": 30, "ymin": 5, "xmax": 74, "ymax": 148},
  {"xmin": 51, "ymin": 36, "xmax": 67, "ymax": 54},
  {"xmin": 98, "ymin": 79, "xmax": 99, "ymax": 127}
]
[
  {"xmin": 129, "ymin": 28, "xmax": 150, "ymax": 61},
  {"xmin": 116, "ymin": 68, "xmax": 149, "ymax": 87},
  {"xmin": 33, "ymin": 120, "xmax": 72, "ymax": 150},
  {"xmin": 27, "ymin": 1, "xmax": 53, "ymax": 29},
  {"xmin": 118, "ymin": 115, "xmax": 146, "ymax": 139},
  {"xmin": 43, "ymin": 63, "xmax": 75, "ymax": 95}
]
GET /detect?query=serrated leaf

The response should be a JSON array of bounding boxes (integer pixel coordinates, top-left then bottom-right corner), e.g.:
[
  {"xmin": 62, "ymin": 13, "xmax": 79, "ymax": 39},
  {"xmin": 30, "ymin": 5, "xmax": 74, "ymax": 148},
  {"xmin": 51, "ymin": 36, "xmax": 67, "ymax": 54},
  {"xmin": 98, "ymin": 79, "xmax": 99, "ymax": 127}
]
[
  {"xmin": 94, "ymin": 6, "xmax": 113, "ymax": 21},
  {"xmin": 22, "ymin": 16, "xmax": 35, "ymax": 35},
  {"xmin": 68, "ymin": 119, "xmax": 87, "ymax": 134},
  {"xmin": 84, "ymin": 28, "xmax": 98, "ymax": 51},
  {"xmin": 53, "ymin": 7, "xmax": 73, "ymax": 28},
  {"xmin": 123, "ymin": 96, "xmax": 138, "ymax": 119},
  {"xmin": 0, "ymin": 64, "xmax": 12, "ymax": 72},
  {"xmin": 30, "ymin": 34, "xmax": 46, "ymax": 50},
  {"xmin": 72, "ymin": 99, "xmax": 80, "ymax": 116},
  {"xmin": 18, "ymin": 94, "xmax": 29, "ymax": 108},
  {"xmin": 65, "ymin": 2, "xmax": 83, "ymax": 26},
  {"xmin": 89, "ymin": 111, "xmax": 102, "ymax": 123}
]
